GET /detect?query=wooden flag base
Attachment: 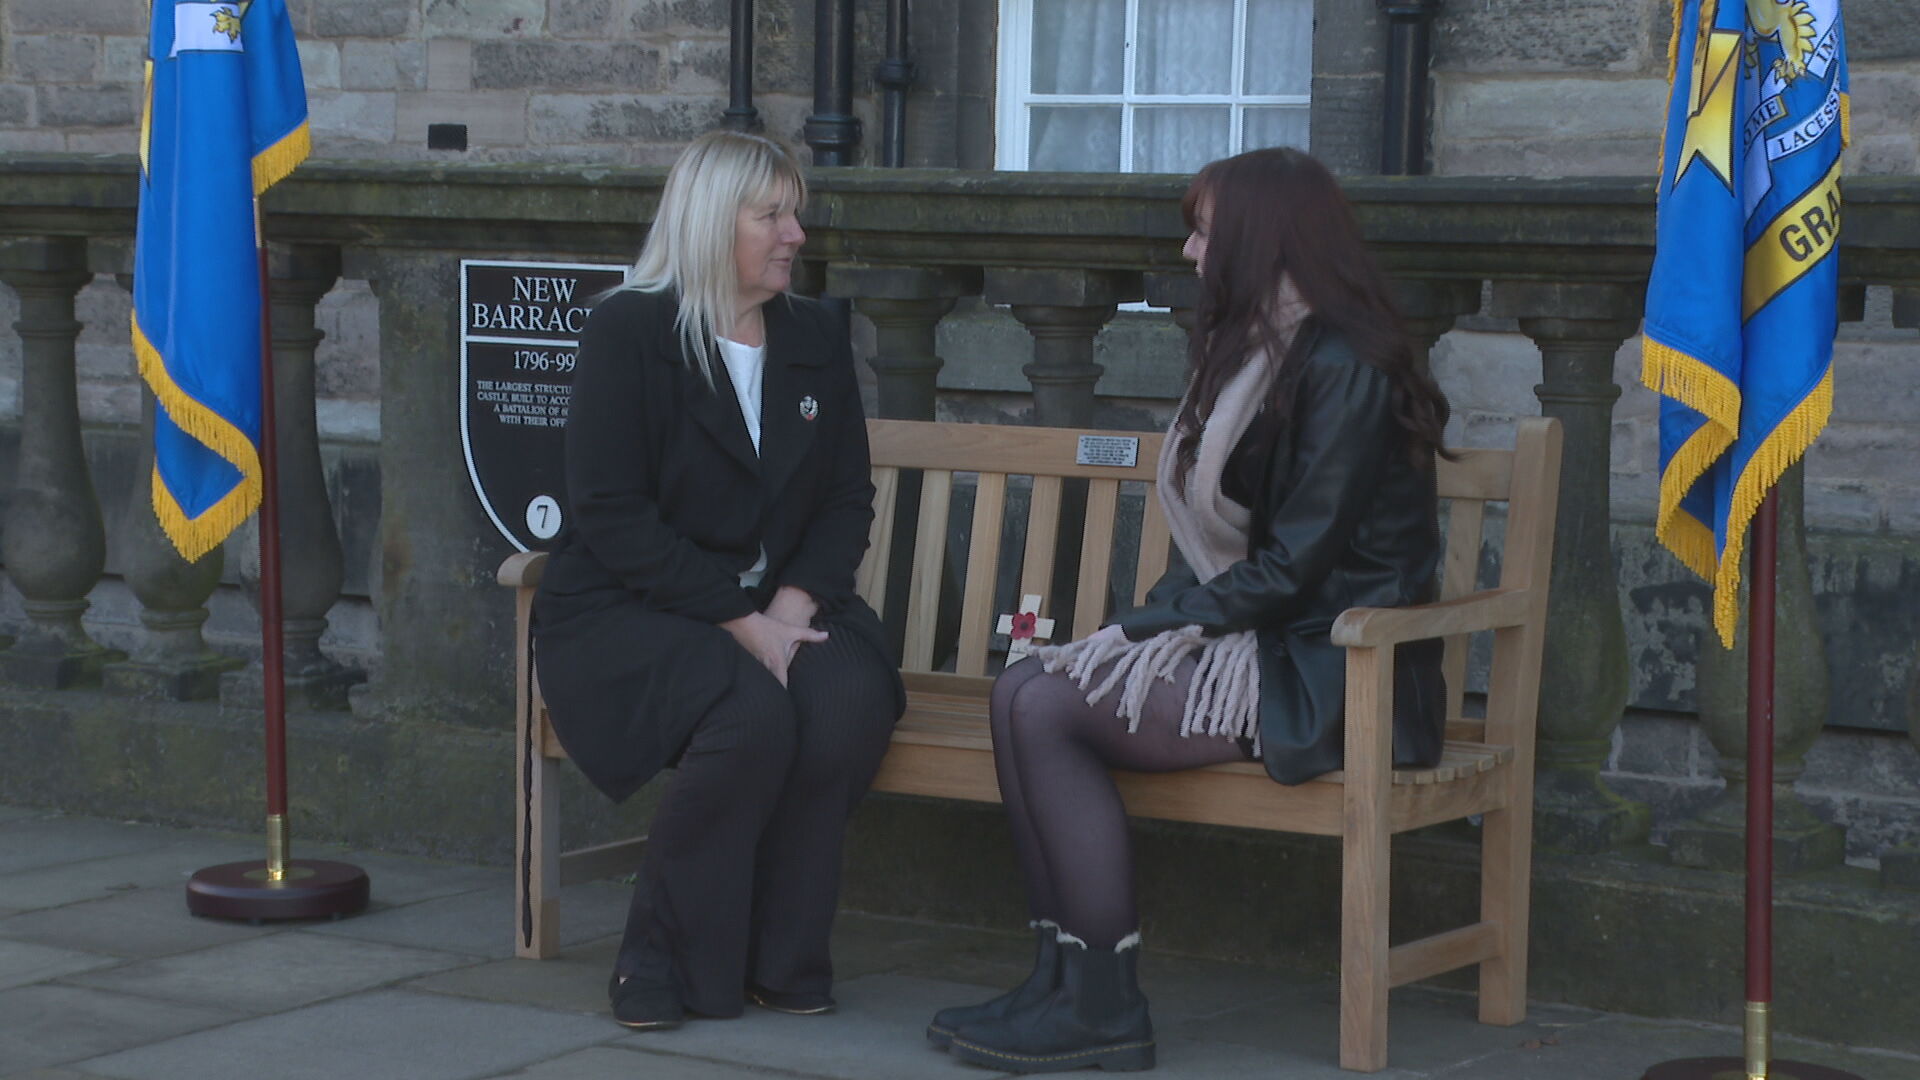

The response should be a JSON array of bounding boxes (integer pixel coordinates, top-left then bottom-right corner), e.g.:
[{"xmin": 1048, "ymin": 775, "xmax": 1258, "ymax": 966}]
[
  {"xmin": 186, "ymin": 859, "xmax": 369, "ymax": 922},
  {"xmin": 1642, "ymin": 1058, "xmax": 1862, "ymax": 1080}
]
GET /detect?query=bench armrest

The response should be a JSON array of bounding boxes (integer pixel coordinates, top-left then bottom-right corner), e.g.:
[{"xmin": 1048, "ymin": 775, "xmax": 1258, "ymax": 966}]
[
  {"xmin": 1331, "ymin": 587, "xmax": 1530, "ymax": 649},
  {"xmin": 498, "ymin": 551, "xmax": 550, "ymax": 589}
]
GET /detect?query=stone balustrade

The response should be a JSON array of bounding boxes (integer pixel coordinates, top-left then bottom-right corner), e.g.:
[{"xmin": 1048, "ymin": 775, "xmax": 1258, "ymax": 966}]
[{"xmin": 1, "ymin": 156, "xmax": 1918, "ymax": 873}]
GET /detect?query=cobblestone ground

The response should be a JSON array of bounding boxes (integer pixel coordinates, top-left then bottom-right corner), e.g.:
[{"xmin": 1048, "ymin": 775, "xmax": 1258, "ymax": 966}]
[{"xmin": 1, "ymin": 805, "xmax": 1913, "ymax": 1080}]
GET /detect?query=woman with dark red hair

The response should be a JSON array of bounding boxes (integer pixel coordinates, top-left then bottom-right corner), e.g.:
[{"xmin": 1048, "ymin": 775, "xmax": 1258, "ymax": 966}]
[{"xmin": 929, "ymin": 147, "xmax": 1454, "ymax": 1074}]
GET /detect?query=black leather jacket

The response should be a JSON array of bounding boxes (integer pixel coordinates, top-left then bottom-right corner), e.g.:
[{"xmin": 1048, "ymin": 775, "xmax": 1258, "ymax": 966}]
[{"xmin": 1114, "ymin": 322, "xmax": 1446, "ymax": 785}]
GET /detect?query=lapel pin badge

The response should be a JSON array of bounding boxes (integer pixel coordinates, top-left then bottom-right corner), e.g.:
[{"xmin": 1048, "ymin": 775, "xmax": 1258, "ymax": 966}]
[{"xmin": 799, "ymin": 395, "xmax": 819, "ymax": 421}]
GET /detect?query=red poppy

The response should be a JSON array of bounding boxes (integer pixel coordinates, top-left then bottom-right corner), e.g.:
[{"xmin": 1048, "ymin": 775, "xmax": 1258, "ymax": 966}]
[{"xmin": 1010, "ymin": 612, "xmax": 1038, "ymax": 640}]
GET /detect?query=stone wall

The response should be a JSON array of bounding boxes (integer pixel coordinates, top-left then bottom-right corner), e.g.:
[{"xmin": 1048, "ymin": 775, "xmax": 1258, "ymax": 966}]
[
  {"xmin": 0, "ymin": 0, "xmax": 877, "ymax": 165},
  {"xmin": 1430, "ymin": 0, "xmax": 1920, "ymax": 178}
]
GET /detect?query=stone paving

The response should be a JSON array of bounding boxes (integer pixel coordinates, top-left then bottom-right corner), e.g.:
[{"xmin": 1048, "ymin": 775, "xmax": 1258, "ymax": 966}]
[{"xmin": 1, "ymin": 804, "xmax": 1915, "ymax": 1080}]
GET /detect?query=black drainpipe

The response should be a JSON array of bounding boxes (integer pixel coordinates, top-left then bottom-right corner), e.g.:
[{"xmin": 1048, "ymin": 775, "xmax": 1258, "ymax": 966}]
[
  {"xmin": 721, "ymin": 0, "xmax": 761, "ymax": 131},
  {"xmin": 804, "ymin": 0, "xmax": 862, "ymax": 166},
  {"xmin": 1377, "ymin": 0, "xmax": 1442, "ymax": 174},
  {"xmin": 875, "ymin": 0, "xmax": 914, "ymax": 166}
]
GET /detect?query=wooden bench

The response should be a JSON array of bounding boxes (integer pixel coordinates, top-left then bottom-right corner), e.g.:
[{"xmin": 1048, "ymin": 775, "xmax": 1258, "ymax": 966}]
[{"xmin": 499, "ymin": 415, "xmax": 1561, "ymax": 1072}]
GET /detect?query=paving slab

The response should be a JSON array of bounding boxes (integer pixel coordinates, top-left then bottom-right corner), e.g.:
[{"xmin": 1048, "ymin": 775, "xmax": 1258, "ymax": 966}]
[
  {"xmin": 621, "ymin": 974, "xmax": 1016, "ymax": 1080},
  {"xmin": 0, "ymin": 938, "xmax": 117, "ymax": 991},
  {"xmin": 76, "ymin": 989, "xmax": 617, "ymax": 1080},
  {"xmin": 832, "ymin": 914, "xmax": 1035, "ymax": 987},
  {"xmin": 407, "ymin": 936, "xmax": 619, "ymax": 1016},
  {"xmin": 322, "ymin": 851, "xmax": 510, "ymax": 908},
  {"xmin": 1166, "ymin": 978, "xmax": 1605, "ymax": 1073},
  {"xmin": 0, "ymin": 818, "xmax": 171, "ymax": 875},
  {"xmin": 306, "ymin": 881, "xmax": 630, "ymax": 960},
  {"xmin": 4, "ymin": 1069, "xmax": 113, "ymax": 1080},
  {"xmin": 62, "ymin": 929, "xmax": 475, "ymax": 1015},
  {"xmin": 0, "ymin": 886, "xmax": 273, "ymax": 959},
  {"xmin": 0, "ymin": 805, "xmax": 52, "ymax": 824},
  {"xmin": 0, "ymin": 984, "xmax": 242, "ymax": 1073},
  {"xmin": 1429, "ymin": 1015, "xmax": 1920, "ymax": 1080},
  {"xmin": 1139, "ymin": 1035, "xmax": 1424, "ymax": 1079},
  {"xmin": 0, "ymin": 837, "xmax": 261, "ymax": 911},
  {"xmin": 487, "ymin": 1045, "xmax": 821, "ymax": 1079}
]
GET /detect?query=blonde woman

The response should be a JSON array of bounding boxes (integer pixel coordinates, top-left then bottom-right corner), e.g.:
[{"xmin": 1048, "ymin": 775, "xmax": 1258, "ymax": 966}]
[{"xmin": 534, "ymin": 131, "xmax": 903, "ymax": 1030}]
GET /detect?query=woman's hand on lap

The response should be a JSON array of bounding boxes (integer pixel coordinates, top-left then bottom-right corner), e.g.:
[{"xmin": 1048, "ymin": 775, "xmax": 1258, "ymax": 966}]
[{"xmin": 721, "ymin": 611, "xmax": 828, "ymax": 686}]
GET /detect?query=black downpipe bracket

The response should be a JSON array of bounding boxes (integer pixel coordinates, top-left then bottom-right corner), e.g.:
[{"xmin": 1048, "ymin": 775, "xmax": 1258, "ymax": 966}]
[
  {"xmin": 721, "ymin": 0, "xmax": 761, "ymax": 131},
  {"xmin": 876, "ymin": 0, "xmax": 914, "ymax": 167},
  {"xmin": 804, "ymin": 0, "xmax": 862, "ymax": 166},
  {"xmin": 1378, "ymin": 0, "xmax": 1442, "ymax": 175}
]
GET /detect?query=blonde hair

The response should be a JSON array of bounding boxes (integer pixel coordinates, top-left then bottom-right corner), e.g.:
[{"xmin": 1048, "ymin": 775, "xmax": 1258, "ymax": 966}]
[{"xmin": 620, "ymin": 130, "xmax": 808, "ymax": 386}]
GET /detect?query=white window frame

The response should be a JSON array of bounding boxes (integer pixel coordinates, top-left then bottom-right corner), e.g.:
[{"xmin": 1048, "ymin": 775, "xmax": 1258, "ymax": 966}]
[{"xmin": 995, "ymin": 0, "xmax": 1313, "ymax": 172}]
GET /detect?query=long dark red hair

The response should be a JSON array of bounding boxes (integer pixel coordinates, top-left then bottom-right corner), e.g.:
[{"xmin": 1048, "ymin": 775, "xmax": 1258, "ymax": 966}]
[{"xmin": 1175, "ymin": 147, "xmax": 1450, "ymax": 483}]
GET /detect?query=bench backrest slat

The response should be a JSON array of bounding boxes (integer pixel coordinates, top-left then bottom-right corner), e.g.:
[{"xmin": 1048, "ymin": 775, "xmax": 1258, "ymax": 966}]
[
  {"xmin": 1134, "ymin": 489, "xmax": 1172, "ymax": 607},
  {"xmin": 903, "ymin": 468, "xmax": 954, "ymax": 671},
  {"xmin": 1073, "ymin": 478, "xmax": 1123, "ymax": 641},
  {"xmin": 1019, "ymin": 475, "xmax": 1064, "ymax": 619},
  {"xmin": 1438, "ymin": 497, "xmax": 1486, "ymax": 733},
  {"xmin": 956, "ymin": 472, "xmax": 1009, "ymax": 675},
  {"xmin": 858, "ymin": 465, "xmax": 901, "ymax": 617}
]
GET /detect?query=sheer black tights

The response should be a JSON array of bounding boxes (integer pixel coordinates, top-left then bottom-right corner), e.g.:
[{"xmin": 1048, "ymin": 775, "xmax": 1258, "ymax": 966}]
[{"xmin": 989, "ymin": 655, "xmax": 1253, "ymax": 950}]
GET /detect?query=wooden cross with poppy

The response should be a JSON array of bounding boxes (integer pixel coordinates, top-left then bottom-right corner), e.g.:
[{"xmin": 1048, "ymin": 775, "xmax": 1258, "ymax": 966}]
[{"xmin": 995, "ymin": 594, "xmax": 1056, "ymax": 662}]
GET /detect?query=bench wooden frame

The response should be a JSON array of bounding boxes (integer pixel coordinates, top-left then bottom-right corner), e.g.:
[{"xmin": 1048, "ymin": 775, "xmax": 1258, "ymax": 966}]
[{"xmin": 499, "ymin": 415, "xmax": 1561, "ymax": 1072}]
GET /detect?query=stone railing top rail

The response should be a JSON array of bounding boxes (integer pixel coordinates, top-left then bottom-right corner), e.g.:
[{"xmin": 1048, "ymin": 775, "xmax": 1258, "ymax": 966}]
[{"xmin": 2, "ymin": 154, "xmax": 1917, "ymax": 284}]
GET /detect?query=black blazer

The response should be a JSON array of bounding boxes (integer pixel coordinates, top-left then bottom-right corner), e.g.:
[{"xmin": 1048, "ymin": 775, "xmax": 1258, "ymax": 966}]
[
  {"xmin": 1115, "ymin": 322, "xmax": 1446, "ymax": 785},
  {"xmin": 533, "ymin": 288, "xmax": 901, "ymax": 801}
]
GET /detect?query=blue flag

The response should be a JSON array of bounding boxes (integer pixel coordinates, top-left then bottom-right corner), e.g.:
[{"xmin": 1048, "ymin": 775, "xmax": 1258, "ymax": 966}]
[
  {"xmin": 132, "ymin": 0, "xmax": 309, "ymax": 561},
  {"xmin": 1643, "ymin": 0, "xmax": 1848, "ymax": 647}
]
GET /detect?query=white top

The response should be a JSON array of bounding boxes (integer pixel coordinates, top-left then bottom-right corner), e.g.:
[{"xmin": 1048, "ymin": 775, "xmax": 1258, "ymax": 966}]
[{"xmin": 716, "ymin": 336, "xmax": 769, "ymax": 587}]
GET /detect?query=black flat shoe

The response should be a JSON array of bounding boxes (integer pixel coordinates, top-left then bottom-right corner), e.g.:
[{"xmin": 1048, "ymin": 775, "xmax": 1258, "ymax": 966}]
[
  {"xmin": 610, "ymin": 972, "xmax": 684, "ymax": 1030},
  {"xmin": 746, "ymin": 983, "xmax": 836, "ymax": 1015}
]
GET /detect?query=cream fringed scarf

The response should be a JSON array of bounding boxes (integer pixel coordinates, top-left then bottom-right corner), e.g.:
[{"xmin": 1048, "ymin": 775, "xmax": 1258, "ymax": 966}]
[{"xmin": 1031, "ymin": 290, "xmax": 1309, "ymax": 748}]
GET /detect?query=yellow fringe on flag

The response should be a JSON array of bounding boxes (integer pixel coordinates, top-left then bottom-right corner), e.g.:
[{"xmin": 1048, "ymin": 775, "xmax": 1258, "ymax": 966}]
[
  {"xmin": 1839, "ymin": 91, "xmax": 1851, "ymax": 148},
  {"xmin": 1653, "ymin": 421, "xmax": 1725, "ymax": 581},
  {"xmin": 251, "ymin": 121, "xmax": 310, "ymax": 195},
  {"xmin": 1706, "ymin": 366, "xmax": 1834, "ymax": 647},
  {"xmin": 1641, "ymin": 334, "xmax": 1742, "ymax": 432},
  {"xmin": 131, "ymin": 313, "xmax": 263, "ymax": 562}
]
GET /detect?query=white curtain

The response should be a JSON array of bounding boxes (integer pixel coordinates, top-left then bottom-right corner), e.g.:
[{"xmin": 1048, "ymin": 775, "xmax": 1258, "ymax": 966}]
[{"xmin": 1026, "ymin": 0, "xmax": 1313, "ymax": 173}]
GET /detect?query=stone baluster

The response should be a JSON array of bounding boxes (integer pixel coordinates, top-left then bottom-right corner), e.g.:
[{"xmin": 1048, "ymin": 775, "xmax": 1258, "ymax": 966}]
[
  {"xmin": 987, "ymin": 268, "xmax": 1141, "ymax": 427},
  {"xmin": 1669, "ymin": 463, "xmax": 1843, "ymax": 872},
  {"xmin": 1144, "ymin": 272, "xmax": 1198, "ymax": 337},
  {"xmin": 0, "ymin": 238, "xmax": 120, "ymax": 688},
  {"xmin": 830, "ymin": 265, "xmax": 981, "ymax": 420},
  {"xmin": 1490, "ymin": 281, "xmax": 1651, "ymax": 853},
  {"xmin": 1392, "ymin": 279, "xmax": 1483, "ymax": 367},
  {"xmin": 344, "ymin": 249, "xmax": 510, "ymax": 726},
  {"xmin": 988, "ymin": 268, "xmax": 1140, "ymax": 631},
  {"xmin": 94, "ymin": 253, "xmax": 237, "ymax": 700},
  {"xmin": 1880, "ymin": 288, "xmax": 1920, "ymax": 890},
  {"xmin": 221, "ymin": 244, "xmax": 364, "ymax": 712},
  {"xmin": 827, "ymin": 265, "xmax": 981, "ymax": 662}
]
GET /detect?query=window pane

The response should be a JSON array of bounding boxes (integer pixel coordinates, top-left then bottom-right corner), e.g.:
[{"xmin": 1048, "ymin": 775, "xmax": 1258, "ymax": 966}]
[
  {"xmin": 1132, "ymin": 107, "xmax": 1231, "ymax": 174},
  {"xmin": 1032, "ymin": 0, "xmax": 1126, "ymax": 94},
  {"xmin": 1244, "ymin": 0, "xmax": 1313, "ymax": 96},
  {"xmin": 1136, "ymin": 0, "xmax": 1234, "ymax": 96},
  {"xmin": 1242, "ymin": 106, "xmax": 1310, "ymax": 152},
  {"xmin": 1030, "ymin": 106, "xmax": 1123, "ymax": 171}
]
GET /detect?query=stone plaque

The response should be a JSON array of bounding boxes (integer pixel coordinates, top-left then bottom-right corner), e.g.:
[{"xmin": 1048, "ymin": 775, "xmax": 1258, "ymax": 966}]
[
  {"xmin": 1075, "ymin": 434, "xmax": 1140, "ymax": 468},
  {"xmin": 460, "ymin": 259, "xmax": 627, "ymax": 551}
]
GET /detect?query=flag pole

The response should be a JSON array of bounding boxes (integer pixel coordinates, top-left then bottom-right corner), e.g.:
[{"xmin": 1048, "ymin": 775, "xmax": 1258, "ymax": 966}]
[
  {"xmin": 184, "ymin": 201, "xmax": 368, "ymax": 921},
  {"xmin": 1745, "ymin": 489, "xmax": 1778, "ymax": 1080},
  {"xmin": 1643, "ymin": 491, "xmax": 1857, "ymax": 1080}
]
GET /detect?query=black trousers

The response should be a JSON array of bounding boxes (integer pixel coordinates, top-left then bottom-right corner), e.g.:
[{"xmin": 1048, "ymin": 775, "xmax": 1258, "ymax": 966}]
[{"xmin": 615, "ymin": 624, "xmax": 899, "ymax": 1017}]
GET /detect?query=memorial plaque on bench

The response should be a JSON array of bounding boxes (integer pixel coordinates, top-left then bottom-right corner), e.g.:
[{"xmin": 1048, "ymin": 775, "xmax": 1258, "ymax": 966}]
[{"xmin": 460, "ymin": 259, "xmax": 626, "ymax": 551}]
